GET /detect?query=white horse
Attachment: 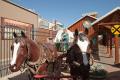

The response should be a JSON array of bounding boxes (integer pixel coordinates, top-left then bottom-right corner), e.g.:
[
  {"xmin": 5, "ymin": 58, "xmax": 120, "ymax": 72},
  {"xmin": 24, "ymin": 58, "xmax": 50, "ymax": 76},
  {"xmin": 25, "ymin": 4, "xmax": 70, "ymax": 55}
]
[
  {"xmin": 54, "ymin": 29, "xmax": 74, "ymax": 52},
  {"xmin": 54, "ymin": 29, "xmax": 74, "ymax": 43}
]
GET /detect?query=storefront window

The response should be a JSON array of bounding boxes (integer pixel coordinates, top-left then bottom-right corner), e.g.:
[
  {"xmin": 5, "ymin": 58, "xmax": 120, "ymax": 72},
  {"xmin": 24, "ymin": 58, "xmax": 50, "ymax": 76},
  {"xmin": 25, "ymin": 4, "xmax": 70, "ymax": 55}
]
[
  {"xmin": 1, "ymin": 18, "xmax": 32, "ymax": 40},
  {"xmin": 2, "ymin": 25, "xmax": 24, "ymax": 40}
]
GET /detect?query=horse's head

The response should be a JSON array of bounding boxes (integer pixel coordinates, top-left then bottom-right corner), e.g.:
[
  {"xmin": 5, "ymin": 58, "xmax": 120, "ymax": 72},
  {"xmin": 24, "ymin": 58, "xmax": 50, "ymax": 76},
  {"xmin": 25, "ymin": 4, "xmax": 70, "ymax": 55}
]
[
  {"xmin": 9, "ymin": 31, "xmax": 29, "ymax": 72},
  {"xmin": 73, "ymin": 29, "xmax": 90, "ymax": 53}
]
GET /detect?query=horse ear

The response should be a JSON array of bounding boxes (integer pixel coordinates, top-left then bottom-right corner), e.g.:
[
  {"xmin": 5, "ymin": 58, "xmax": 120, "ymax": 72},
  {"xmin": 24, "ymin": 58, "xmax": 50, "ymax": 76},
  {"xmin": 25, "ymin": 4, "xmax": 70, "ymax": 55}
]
[
  {"xmin": 84, "ymin": 28, "xmax": 88, "ymax": 35},
  {"xmin": 74, "ymin": 29, "xmax": 78, "ymax": 36},
  {"xmin": 21, "ymin": 31, "xmax": 26, "ymax": 38},
  {"xmin": 13, "ymin": 32, "xmax": 18, "ymax": 38}
]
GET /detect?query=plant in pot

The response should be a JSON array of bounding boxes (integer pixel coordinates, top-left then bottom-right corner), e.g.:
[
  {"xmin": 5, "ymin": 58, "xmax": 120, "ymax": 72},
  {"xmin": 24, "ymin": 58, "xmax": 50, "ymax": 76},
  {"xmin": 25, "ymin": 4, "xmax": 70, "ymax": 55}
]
[{"xmin": 90, "ymin": 63, "xmax": 108, "ymax": 80}]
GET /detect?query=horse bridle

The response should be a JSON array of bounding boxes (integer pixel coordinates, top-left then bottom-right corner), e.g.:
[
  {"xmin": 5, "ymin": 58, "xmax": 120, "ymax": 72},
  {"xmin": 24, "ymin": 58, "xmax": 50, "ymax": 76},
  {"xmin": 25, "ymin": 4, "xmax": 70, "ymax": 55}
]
[
  {"xmin": 18, "ymin": 39, "xmax": 37, "ymax": 73},
  {"xmin": 23, "ymin": 42, "xmax": 47, "ymax": 74}
]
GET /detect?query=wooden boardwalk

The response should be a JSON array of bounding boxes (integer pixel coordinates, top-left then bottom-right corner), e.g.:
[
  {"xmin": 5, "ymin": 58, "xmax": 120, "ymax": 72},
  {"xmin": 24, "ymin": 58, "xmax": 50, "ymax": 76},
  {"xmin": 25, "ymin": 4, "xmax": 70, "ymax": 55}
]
[{"xmin": 93, "ymin": 45, "xmax": 120, "ymax": 80}]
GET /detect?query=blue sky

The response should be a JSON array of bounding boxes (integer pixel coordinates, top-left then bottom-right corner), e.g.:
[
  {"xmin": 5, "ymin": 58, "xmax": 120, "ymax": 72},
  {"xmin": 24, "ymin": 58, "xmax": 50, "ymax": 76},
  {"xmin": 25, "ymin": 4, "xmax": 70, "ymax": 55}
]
[{"xmin": 12, "ymin": 0, "xmax": 120, "ymax": 27}]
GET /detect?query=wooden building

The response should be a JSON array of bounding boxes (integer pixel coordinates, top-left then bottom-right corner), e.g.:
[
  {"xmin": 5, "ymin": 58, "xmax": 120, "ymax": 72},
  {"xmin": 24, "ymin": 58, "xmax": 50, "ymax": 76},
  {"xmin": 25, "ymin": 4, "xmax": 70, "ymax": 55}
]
[
  {"xmin": 68, "ymin": 15, "xmax": 98, "ymax": 52},
  {"xmin": 92, "ymin": 7, "xmax": 120, "ymax": 64},
  {"xmin": 68, "ymin": 7, "xmax": 120, "ymax": 64},
  {"xmin": 68, "ymin": 15, "xmax": 97, "ymax": 39}
]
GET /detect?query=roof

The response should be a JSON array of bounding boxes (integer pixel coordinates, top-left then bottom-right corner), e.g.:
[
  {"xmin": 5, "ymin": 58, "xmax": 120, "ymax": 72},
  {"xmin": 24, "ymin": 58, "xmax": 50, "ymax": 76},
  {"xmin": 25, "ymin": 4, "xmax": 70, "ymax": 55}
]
[
  {"xmin": 82, "ymin": 12, "xmax": 98, "ymax": 17},
  {"xmin": 91, "ymin": 7, "xmax": 120, "ymax": 26},
  {"xmin": 2, "ymin": 0, "xmax": 38, "ymax": 15},
  {"xmin": 68, "ymin": 15, "xmax": 97, "ymax": 29}
]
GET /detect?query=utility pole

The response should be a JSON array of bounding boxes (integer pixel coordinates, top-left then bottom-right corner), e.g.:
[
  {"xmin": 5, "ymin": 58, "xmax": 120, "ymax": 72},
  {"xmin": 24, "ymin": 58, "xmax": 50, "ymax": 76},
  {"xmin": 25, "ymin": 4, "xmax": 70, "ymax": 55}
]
[
  {"xmin": 52, "ymin": 20, "xmax": 57, "ymax": 42},
  {"xmin": 50, "ymin": 20, "xmax": 57, "ymax": 43}
]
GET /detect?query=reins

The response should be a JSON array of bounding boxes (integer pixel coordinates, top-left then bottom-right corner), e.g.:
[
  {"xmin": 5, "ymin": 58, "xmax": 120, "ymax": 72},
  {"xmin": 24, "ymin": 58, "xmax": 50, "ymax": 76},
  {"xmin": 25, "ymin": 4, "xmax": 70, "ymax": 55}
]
[{"xmin": 22, "ymin": 42, "xmax": 52, "ymax": 74}]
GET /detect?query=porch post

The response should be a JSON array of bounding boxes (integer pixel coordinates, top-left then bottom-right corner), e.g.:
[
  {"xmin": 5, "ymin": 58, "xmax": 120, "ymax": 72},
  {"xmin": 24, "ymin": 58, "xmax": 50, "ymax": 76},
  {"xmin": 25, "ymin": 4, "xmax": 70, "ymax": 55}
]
[
  {"xmin": 109, "ymin": 34, "xmax": 113, "ymax": 57},
  {"xmin": 106, "ymin": 34, "xmax": 110, "ymax": 54},
  {"xmin": 114, "ymin": 35, "xmax": 119, "ymax": 64},
  {"xmin": 96, "ymin": 25, "xmax": 99, "ymax": 53}
]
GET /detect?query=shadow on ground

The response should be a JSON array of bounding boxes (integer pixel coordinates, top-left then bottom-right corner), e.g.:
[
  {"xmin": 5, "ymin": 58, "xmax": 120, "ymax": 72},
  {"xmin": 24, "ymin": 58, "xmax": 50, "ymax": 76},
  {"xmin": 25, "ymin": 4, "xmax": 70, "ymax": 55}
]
[
  {"xmin": 112, "ymin": 63, "xmax": 120, "ymax": 68},
  {"xmin": 107, "ymin": 71, "xmax": 120, "ymax": 80}
]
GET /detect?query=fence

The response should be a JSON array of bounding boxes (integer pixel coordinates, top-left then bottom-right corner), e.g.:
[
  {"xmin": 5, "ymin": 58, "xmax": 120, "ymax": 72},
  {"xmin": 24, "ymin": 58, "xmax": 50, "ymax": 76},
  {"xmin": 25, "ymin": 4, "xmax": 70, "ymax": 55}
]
[
  {"xmin": 0, "ymin": 25, "xmax": 33, "ymax": 77},
  {"xmin": 0, "ymin": 25, "xmax": 57, "ymax": 77}
]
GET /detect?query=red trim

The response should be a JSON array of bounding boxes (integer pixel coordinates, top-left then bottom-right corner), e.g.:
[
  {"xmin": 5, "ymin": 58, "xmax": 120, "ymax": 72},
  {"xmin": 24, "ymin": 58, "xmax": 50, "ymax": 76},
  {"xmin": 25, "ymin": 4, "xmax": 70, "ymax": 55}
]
[{"xmin": 34, "ymin": 74, "xmax": 47, "ymax": 79}]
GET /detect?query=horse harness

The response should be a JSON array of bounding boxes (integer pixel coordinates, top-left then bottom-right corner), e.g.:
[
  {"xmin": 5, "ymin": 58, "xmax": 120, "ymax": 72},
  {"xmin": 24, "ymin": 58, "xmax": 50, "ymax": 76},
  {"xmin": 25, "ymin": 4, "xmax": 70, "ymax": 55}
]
[
  {"xmin": 23, "ymin": 42, "xmax": 53, "ymax": 74},
  {"xmin": 21, "ymin": 42, "xmax": 40, "ymax": 74}
]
